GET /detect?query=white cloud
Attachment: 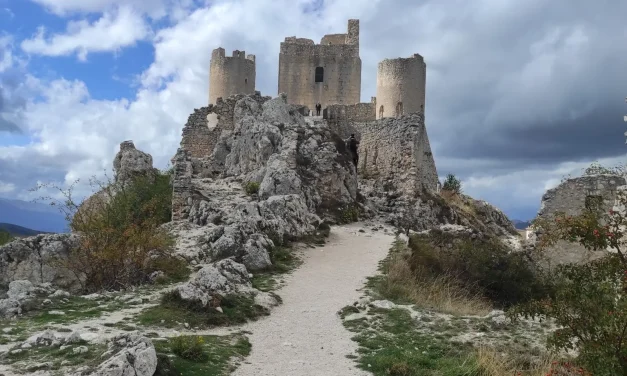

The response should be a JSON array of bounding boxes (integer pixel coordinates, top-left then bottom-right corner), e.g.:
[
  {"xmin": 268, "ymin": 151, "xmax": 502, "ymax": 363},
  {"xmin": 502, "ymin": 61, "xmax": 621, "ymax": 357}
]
[
  {"xmin": 0, "ymin": 182, "xmax": 15, "ymax": 194},
  {"xmin": 0, "ymin": 35, "xmax": 13, "ymax": 72},
  {"xmin": 30, "ymin": 0, "xmax": 197, "ymax": 21},
  {"xmin": 21, "ymin": 5, "xmax": 152, "ymax": 61}
]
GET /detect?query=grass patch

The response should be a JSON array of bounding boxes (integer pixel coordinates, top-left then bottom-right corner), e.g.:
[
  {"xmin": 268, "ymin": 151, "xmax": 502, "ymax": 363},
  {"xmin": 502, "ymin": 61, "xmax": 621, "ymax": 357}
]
[
  {"xmin": 136, "ymin": 291, "xmax": 269, "ymax": 329},
  {"xmin": 1, "ymin": 341, "xmax": 108, "ymax": 373},
  {"xmin": 154, "ymin": 334, "xmax": 251, "ymax": 376},
  {"xmin": 252, "ymin": 246, "xmax": 302, "ymax": 292}
]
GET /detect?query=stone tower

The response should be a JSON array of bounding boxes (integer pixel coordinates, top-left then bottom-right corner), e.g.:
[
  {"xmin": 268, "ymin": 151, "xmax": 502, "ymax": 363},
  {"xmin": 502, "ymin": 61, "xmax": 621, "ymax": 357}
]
[
  {"xmin": 277, "ymin": 19, "xmax": 361, "ymax": 111},
  {"xmin": 375, "ymin": 53, "xmax": 426, "ymax": 119},
  {"xmin": 209, "ymin": 48, "xmax": 256, "ymax": 105}
]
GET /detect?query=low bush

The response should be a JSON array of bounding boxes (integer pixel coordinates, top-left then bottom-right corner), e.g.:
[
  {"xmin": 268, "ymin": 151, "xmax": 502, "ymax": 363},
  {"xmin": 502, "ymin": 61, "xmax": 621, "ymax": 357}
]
[
  {"xmin": 442, "ymin": 173, "xmax": 462, "ymax": 194},
  {"xmin": 170, "ymin": 335, "xmax": 206, "ymax": 362},
  {"xmin": 0, "ymin": 229, "xmax": 12, "ymax": 246},
  {"xmin": 33, "ymin": 169, "xmax": 180, "ymax": 292},
  {"xmin": 244, "ymin": 181, "xmax": 260, "ymax": 195},
  {"xmin": 406, "ymin": 231, "xmax": 548, "ymax": 308}
]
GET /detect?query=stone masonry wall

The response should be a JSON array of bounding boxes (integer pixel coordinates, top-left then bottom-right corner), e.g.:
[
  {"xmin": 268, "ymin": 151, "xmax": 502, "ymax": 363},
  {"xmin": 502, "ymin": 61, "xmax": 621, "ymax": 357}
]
[
  {"xmin": 278, "ymin": 19, "xmax": 361, "ymax": 110},
  {"xmin": 535, "ymin": 174, "xmax": 627, "ymax": 267},
  {"xmin": 324, "ymin": 103, "xmax": 375, "ymax": 130},
  {"xmin": 376, "ymin": 54, "xmax": 426, "ymax": 118},
  {"xmin": 178, "ymin": 92, "xmax": 271, "ymax": 160},
  {"xmin": 352, "ymin": 113, "xmax": 438, "ymax": 195},
  {"xmin": 209, "ymin": 48, "xmax": 256, "ymax": 105}
]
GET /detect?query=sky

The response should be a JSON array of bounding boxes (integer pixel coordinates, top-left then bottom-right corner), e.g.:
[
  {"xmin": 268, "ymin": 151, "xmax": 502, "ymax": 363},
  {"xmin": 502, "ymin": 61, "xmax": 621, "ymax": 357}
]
[{"xmin": 0, "ymin": 0, "xmax": 626, "ymax": 221}]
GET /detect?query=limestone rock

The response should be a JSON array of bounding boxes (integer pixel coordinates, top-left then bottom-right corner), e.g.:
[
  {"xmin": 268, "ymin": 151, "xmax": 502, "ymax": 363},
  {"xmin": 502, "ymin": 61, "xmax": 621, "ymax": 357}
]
[
  {"xmin": 113, "ymin": 140, "xmax": 158, "ymax": 186},
  {"xmin": 175, "ymin": 259, "xmax": 252, "ymax": 306},
  {"xmin": 93, "ymin": 334, "xmax": 157, "ymax": 376},
  {"xmin": 0, "ymin": 233, "xmax": 82, "ymax": 292}
]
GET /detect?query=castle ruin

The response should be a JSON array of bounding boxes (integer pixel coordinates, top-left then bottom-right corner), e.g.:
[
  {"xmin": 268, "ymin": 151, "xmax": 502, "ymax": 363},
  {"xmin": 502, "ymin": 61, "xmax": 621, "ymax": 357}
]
[
  {"xmin": 187, "ymin": 19, "xmax": 438, "ymax": 195},
  {"xmin": 207, "ymin": 19, "xmax": 426, "ymax": 121}
]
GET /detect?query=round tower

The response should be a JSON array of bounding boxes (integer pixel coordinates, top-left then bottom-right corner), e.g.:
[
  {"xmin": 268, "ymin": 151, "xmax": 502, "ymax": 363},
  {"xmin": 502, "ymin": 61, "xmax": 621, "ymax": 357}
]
[
  {"xmin": 375, "ymin": 53, "xmax": 426, "ymax": 119},
  {"xmin": 209, "ymin": 47, "xmax": 256, "ymax": 105}
]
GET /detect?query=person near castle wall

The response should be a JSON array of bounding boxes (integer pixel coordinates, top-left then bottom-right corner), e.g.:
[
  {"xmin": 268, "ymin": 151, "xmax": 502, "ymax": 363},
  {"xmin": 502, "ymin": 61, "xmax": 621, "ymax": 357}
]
[
  {"xmin": 347, "ymin": 134, "xmax": 359, "ymax": 167},
  {"xmin": 316, "ymin": 103, "xmax": 321, "ymax": 116}
]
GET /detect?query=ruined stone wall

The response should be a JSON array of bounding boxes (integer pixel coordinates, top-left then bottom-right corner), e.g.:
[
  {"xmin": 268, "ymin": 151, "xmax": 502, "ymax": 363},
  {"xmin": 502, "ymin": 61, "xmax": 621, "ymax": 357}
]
[
  {"xmin": 278, "ymin": 19, "xmax": 361, "ymax": 110},
  {"xmin": 376, "ymin": 54, "xmax": 426, "ymax": 119},
  {"xmin": 538, "ymin": 174, "xmax": 626, "ymax": 218},
  {"xmin": 178, "ymin": 92, "xmax": 271, "ymax": 160},
  {"xmin": 324, "ymin": 103, "xmax": 375, "ymax": 127},
  {"xmin": 535, "ymin": 174, "xmax": 627, "ymax": 267},
  {"xmin": 352, "ymin": 113, "xmax": 438, "ymax": 195},
  {"xmin": 209, "ymin": 48, "xmax": 256, "ymax": 105}
]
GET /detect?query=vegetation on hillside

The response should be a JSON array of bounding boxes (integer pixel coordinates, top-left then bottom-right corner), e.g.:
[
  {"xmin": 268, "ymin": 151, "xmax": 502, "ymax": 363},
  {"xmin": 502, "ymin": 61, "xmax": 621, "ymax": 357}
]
[
  {"xmin": 32, "ymin": 168, "xmax": 187, "ymax": 292},
  {"xmin": 0, "ymin": 229, "xmax": 12, "ymax": 246},
  {"xmin": 441, "ymin": 173, "xmax": 462, "ymax": 194}
]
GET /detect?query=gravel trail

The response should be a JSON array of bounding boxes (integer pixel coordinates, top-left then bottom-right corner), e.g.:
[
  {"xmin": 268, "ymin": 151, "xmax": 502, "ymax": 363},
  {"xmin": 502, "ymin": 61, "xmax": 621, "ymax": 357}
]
[{"xmin": 232, "ymin": 223, "xmax": 395, "ymax": 376}]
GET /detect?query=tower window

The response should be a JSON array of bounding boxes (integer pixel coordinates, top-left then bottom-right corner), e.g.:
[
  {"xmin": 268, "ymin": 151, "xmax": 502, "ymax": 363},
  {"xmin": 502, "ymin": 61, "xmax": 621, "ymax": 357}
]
[
  {"xmin": 315, "ymin": 67, "xmax": 324, "ymax": 83},
  {"xmin": 245, "ymin": 78, "xmax": 248, "ymax": 84}
]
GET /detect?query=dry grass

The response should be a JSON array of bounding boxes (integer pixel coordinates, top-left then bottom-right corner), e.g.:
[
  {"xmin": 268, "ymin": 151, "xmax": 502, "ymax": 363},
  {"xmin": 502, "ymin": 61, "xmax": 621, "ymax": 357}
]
[
  {"xmin": 440, "ymin": 190, "xmax": 477, "ymax": 217},
  {"xmin": 379, "ymin": 248, "xmax": 492, "ymax": 316},
  {"xmin": 472, "ymin": 347, "xmax": 584, "ymax": 376}
]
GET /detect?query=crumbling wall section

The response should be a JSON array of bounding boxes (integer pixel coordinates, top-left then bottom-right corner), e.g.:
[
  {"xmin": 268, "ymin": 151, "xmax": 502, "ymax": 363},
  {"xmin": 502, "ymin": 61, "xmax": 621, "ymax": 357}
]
[
  {"xmin": 178, "ymin": 92, "xmax": 271, "ymax": 160},
  {"xmin": 534, "ymin": 174, "xmax": 627, "ymax": 267},
  {"xmin": 353, "ymin": 113, "xmax": 438, "ymax": 195}
]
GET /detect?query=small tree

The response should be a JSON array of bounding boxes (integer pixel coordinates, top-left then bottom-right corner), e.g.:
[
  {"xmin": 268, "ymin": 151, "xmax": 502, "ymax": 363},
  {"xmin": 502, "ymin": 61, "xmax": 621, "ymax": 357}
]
[
  {"xmin": 442, "ymin": 174, "xmax": 462, "ymax": 194},
  {"xmin": 508, "ymin": 189, "xmax": 627, "ymax": 375}
]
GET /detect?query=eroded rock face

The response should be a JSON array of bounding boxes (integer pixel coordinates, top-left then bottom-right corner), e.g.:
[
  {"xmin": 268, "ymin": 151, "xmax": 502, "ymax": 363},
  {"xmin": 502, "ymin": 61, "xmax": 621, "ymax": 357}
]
[
  {"xmin": 0, "ymin": 234, "xmax": 82, "ymax": 293},
  {"xmin": 203, "ymin": 94, "xmax": 357, "ymax": 219},
  {"xmin": 113, "ymin": 140, "xmax": 159, "ymax": 186}
]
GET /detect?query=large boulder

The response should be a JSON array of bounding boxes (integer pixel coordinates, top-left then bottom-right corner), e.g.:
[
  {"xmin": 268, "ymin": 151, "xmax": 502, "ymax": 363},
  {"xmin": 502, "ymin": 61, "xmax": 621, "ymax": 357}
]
[
  {"xmin": 0, "ymin": 233, "xmax": 82, "ymax": 292},
  {"xmin": 92, "ymin": 334, "xmax": 157, "ymax": 376}
]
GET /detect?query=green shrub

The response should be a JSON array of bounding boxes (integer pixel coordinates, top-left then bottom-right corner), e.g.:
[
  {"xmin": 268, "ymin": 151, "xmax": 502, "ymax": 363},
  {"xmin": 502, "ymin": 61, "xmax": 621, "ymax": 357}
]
[
  {"xmin": 442, "ymin": 173, "xmax": 462, "ymax": 194},
  {"xmin": 339, "ymin": 205, "xmax": 359, "ymax": 224},
  {"xmin": 32, "ymin": 169, "xmax": 177, "ymax": 292},
  {"xmin": 508, "ymin": 189, "xmax": 627, "ymax": 375},
  {"xmin": 0, "ymin": 230, "xmax": 12, "ymax": 246},
  {"xmin": 244, "ymin": 182, "xmax": 260, "ymax": 195},
  {"xmin": 170, "ymin": 335, "xmax": 206, "ymax": 362},
  {"xmin": 407, "ymin": 232, "xmax": 547, "ymax": 308}
]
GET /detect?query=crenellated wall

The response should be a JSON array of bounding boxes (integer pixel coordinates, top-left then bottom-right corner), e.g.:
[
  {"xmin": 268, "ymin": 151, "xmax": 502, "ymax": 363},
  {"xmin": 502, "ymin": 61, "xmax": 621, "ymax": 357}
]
[{"xmin": 209, "ymin": 48, "xmax": 256, "ymax": 105}]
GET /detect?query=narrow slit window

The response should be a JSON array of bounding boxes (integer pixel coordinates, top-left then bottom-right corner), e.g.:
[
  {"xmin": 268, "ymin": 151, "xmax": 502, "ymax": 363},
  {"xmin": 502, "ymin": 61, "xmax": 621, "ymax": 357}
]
[{"xmin": 315, "ymin": 67, "xmax": 324, "ymax": 83}]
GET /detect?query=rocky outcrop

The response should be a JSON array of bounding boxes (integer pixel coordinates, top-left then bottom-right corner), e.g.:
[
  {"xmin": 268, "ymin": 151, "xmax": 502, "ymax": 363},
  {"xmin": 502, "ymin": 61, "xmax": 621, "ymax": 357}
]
[
  {"xmin": 172, "ymin": 258, "xmax": 280, "ymax": 310},
  {"xmin": 92, "ymin": 334, "xmax": 157, "ymax": 376},
  {"xmin": 0, "ymin": 233, "xmax": 81, "ymax": 293},
  {"xmin": 170, "ymin": 93, "xmax": 358, "ymax": 269},
  {"xmin": 113, "ymin": 140, "xmax": 159, "ymax": 186},
  {"xmin": 76, "ymin": 141, "xmax": 159, "ymax": 224}
]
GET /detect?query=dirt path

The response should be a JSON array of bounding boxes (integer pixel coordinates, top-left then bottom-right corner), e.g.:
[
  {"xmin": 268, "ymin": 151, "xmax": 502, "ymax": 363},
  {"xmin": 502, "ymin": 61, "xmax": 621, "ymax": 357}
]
[{"xmin": 232, "ymin": 223, "xmax": 395, "ymax": 376}]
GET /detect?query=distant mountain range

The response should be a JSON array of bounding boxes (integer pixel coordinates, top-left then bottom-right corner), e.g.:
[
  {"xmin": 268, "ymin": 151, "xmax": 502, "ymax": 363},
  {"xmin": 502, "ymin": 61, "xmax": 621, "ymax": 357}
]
[
  {"xmin": 0, "ymin": 198, "xmax": 69, "ymax": 233},
  {"xmin": 511, "ymin": 219, "xmax": 532, "ymax": 230},
  {"xmin": 0, "ymin": 223, "xmax": 50, "ymax": 237}
]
